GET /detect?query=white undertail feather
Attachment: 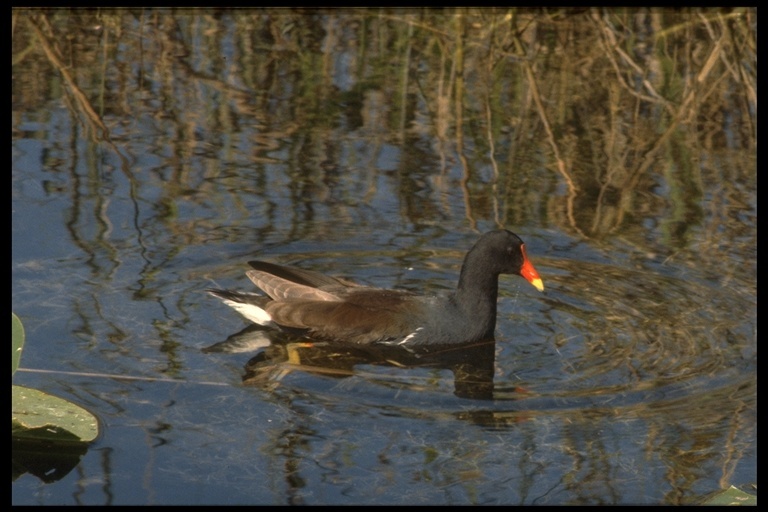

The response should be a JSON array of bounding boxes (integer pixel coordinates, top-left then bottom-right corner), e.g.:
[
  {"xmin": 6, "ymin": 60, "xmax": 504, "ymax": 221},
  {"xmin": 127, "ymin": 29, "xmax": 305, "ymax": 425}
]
[{"xmin": 218, "ymin": 297, "xmax": 274, "ymax": 326}]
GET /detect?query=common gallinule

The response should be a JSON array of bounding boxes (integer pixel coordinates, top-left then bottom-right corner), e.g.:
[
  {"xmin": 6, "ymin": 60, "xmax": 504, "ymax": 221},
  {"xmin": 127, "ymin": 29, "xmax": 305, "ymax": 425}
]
[{"xmin": 207, "ymin": 229, "xmax": 543, "ymax": 346}]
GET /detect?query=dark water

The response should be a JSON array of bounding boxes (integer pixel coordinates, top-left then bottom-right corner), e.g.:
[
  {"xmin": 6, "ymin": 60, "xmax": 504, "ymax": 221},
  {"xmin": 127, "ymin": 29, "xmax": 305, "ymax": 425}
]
[{"xmin": 12, "ymin": 9, "xmax": 755, "ymax": 505}]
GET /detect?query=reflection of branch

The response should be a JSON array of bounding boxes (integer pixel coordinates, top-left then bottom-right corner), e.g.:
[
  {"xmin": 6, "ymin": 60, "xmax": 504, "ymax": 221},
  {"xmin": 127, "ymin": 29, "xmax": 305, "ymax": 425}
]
[
  {"xmin": 453, "ymin": 15, "xmax": 478, "ymax": 232},
  {"xmin": 27, "ymin": 15, "xmax": 134, "ymax": 202},
  {"xmin": 587, "ymin": 11, "xmax": 734, "ymax": 234},
  {"xmin": 484, "ymin": 89, "xmax": 501, "ymax": 228},
  {"xmin": 591, "ymin": 10, "xmax": 674, "ymax": 112},
  {"xmin": 512, "ymin": 34, "xmax": 584, "ymax": 237},
  {"xmin": 620, "ymin": 34, "xmax": 726, "ymax": 193},
  {"xmin": 27, "ymin": 16, "xmax": 111, "ymax": 142}
]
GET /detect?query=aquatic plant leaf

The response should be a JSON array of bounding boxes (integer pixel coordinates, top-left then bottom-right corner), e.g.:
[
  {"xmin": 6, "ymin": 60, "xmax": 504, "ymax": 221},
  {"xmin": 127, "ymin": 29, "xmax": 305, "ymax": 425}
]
[
  {"xmin": 699, "ymin": 485, "xmax": 756, "ymax": 506},
  {"xmin": 12, "ymin": 313, "xmax": 24, "ymax": 376},
  {"xmin": 12, "ymin": 385, "xmax": 99, "ymax": 443}
]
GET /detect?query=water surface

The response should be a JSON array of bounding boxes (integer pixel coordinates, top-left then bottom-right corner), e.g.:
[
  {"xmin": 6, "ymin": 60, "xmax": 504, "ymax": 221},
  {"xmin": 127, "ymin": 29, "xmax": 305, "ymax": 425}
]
[{"xmin": 12, "ymin": 8, "xmax": 755, "ymax": 505}]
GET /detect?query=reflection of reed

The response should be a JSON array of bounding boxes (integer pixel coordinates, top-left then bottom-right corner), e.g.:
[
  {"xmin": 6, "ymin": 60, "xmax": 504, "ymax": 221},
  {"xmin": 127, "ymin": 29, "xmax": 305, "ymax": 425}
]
[
  {"xmin": 13, "ymin": 9, "xmax": 754, "ymax": 249},
  {"xmin": 25, "ymin": 15, "xmax": 111, "ymax": 143}
]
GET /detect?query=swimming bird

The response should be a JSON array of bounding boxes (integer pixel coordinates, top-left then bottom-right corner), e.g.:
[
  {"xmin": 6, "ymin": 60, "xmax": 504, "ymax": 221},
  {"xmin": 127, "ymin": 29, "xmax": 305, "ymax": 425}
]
[{"xmin": 207, "ymin": 229, "xmax": 543, "ymax": 347}]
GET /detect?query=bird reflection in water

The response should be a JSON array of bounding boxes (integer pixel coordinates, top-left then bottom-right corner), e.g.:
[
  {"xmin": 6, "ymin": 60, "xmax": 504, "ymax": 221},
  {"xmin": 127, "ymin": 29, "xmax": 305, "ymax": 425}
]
[{"xmin": 203, "ymin": 325, "xmax": 498, "ymax": 400}]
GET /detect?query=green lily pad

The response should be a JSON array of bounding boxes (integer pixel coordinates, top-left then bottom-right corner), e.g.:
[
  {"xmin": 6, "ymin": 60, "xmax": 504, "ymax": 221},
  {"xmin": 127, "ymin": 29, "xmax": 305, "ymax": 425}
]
[
  {"xmin": 699, "ymin": 485, "xmax": 756, "ymax": 506},
  {"xmin": 12, "ymin": 312, "xmax": 24, "ymax": 376},
  {"xmin": 12, "ymin": 385, "xmax": 99, "ymax": 443}
]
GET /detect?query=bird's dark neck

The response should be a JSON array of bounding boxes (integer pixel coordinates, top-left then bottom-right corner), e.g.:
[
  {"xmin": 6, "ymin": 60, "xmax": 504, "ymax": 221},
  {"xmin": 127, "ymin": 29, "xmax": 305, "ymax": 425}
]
[{"xmin": 454, "ymin": 259, "xmax": 500, "ymax": 338}]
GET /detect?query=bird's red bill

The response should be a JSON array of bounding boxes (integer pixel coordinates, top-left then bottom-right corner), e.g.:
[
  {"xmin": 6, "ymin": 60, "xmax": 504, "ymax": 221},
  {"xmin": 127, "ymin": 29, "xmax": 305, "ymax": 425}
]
[{"xmin": 519, "ymin": 244, "xmax": 544, "ymax": 292}]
